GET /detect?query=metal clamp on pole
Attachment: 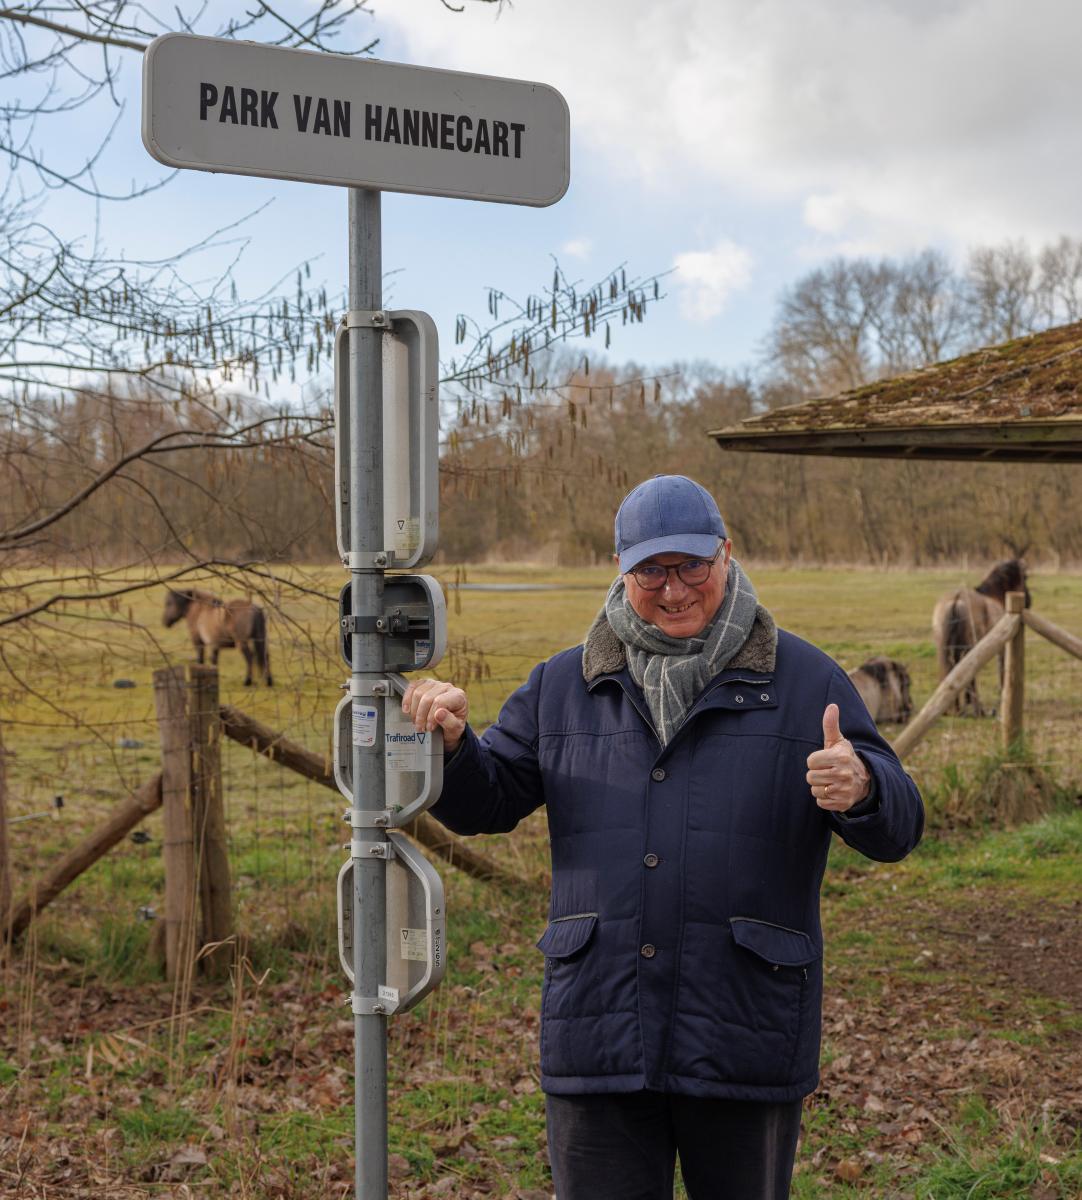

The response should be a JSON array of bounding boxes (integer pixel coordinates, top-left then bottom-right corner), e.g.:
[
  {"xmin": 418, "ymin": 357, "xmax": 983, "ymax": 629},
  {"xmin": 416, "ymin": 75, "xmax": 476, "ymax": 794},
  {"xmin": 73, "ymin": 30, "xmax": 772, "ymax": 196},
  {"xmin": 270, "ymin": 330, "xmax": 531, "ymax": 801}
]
[
  {"xmin": 344, "ymin": 808, "xmax": 392, "ymax": 828},
  {"xmin": 343, "ymin": 550, "xmax": 392, "ymax": 570},
  {"xmin": 351, "ymin": 839, "xmax": 396, "ymax": 860},
  {"xmin": 352, "ymin": 677, "xmax": 392, "ymax": 698},
  {"xmin": 351, "ymin": 992, "xmax": 391, "ymax": 1016},
  {"xmin": 342, "ymin": 309, "xmax": 393, "ymax": 330},
  {"xmin": 341, "ymin": 615, "xmax": 381, "ymax": 635}
]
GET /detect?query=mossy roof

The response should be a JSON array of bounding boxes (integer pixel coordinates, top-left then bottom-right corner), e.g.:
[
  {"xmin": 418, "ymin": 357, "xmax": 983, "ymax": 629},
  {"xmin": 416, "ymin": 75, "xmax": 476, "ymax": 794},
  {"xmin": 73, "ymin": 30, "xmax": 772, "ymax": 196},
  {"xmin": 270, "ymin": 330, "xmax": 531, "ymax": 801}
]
[{"xmin": 709, "ymin": 321, "xmax": 1082, "ymax": 462}]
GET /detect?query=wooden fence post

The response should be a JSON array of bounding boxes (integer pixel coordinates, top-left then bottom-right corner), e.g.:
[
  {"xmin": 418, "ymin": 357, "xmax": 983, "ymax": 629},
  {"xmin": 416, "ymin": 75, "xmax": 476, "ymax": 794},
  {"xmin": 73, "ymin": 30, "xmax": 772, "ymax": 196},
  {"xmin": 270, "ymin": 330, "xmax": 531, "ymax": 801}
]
[
  {"xmin": 1001, "ymin": 591, "xmax": 1026, "ymax": 752},
  {"xmin": 153, "ymin": 665, "xmax": 232, "ymax": 982},
  {"xmin": 189, "ymin": 666, "xmax": 232, "ymax": 979}
]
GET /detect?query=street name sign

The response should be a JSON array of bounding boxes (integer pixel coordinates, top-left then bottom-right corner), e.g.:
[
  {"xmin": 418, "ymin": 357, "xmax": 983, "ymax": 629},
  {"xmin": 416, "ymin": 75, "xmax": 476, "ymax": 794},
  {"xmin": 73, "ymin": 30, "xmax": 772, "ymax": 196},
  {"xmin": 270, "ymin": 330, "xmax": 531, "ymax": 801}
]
[{"xmin": 142, "ymin": 33, "xmax": 569, "ymax": 206}]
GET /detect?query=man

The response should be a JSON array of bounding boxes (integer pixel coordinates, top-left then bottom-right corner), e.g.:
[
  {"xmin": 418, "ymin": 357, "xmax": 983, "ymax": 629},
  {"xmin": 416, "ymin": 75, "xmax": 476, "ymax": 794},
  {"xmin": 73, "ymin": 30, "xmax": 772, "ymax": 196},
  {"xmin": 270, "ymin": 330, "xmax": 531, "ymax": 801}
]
[{"xmin": 403, "ymin": 474, "xmax": 923, "ymax": 1200}]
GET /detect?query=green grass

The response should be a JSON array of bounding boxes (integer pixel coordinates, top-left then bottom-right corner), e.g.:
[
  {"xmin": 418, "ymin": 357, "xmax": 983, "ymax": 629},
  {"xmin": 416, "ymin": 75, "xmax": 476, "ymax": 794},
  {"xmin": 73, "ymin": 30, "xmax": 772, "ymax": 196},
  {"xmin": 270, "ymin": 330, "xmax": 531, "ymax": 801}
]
[
  {"xmin": 117, "ymin": 1101, "xmax": 201, "ymax": 1144},
  {"xmin": 911, "ymin": 1106, "xmax": 1082, "ymax": 1199}
]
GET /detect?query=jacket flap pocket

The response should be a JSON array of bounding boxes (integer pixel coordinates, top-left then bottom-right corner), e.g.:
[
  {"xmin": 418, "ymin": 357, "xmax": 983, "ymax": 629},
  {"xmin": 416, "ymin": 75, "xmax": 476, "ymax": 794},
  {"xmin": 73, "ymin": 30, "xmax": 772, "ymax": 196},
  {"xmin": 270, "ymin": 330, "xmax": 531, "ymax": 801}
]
[
  {"xmin": 729, "ymin": 917, "xmax": 819, "ymax": 966},
  {"xmin": 536, "ymin": 913, "xmax": 598, "ymax": 959}
]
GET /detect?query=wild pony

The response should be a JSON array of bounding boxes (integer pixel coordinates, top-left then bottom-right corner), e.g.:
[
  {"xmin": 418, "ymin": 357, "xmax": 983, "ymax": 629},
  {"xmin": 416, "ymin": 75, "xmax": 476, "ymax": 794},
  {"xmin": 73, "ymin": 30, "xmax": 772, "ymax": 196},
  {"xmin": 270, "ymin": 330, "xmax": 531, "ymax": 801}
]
[
  {"xmin": 847, "ymin": 656, "xmax": 913, "ymax": 725},
  {"xmin": 931, "ymin": 558, "xmax": 1030, "ymax": 716},
  {"xmin": 163, "ymin": 588, "xmax": 273, "ymax": 686}
]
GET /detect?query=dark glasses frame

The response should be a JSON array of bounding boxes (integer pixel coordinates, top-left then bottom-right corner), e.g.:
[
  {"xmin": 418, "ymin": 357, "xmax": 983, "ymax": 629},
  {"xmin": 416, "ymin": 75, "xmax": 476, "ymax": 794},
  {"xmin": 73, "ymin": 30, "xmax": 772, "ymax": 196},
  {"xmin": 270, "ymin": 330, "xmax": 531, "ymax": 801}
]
[{"xmin": 627, "ymin": 548, "xmax": 724, "ymax": 591}]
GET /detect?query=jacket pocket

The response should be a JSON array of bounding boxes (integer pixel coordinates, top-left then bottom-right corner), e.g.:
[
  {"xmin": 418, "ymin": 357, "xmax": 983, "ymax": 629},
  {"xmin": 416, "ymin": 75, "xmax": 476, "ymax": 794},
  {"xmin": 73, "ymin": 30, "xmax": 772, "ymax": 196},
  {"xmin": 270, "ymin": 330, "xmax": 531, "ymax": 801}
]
[
  {"xmin": 536, "ymin": 913, "xmax": 598, "ymax": 959},
  {"xmin": 729, "ymin": 916, "xmax": 820, "ymax": 968},
  {"xmin": 536, "ymin": 914, "xmax": 603, "ymax": 1079},
  {"xmin": 703, "ymin": 917, "xmax": 821, "ymax": 1087}
]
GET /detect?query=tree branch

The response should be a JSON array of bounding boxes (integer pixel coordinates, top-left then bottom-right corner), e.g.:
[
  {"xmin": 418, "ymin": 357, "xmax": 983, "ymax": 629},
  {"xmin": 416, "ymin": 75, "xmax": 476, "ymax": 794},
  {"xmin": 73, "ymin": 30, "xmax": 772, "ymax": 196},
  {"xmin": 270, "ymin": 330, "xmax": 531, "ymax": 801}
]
[{"xmin": 0, "ymin": 6, "xmax": 148, "ymax": 51}]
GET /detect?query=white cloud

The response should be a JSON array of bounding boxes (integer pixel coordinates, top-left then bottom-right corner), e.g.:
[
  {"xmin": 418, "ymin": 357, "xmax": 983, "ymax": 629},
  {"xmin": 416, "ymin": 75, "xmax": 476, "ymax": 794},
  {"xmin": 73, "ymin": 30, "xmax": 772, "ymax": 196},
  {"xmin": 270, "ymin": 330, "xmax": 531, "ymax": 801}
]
[
  {"xmin": 378, "ymin": 0, "xmax": 1082, "ymax": 253},
  {"xmin": 673, "ymin": 240, "xmax": 753, "ymax": 322},
  {"xmin": 803, "ymin": 193, "xmax": 852, "ymax": 236},
  {"xmin": 561, "ymin": 237, "xmax": 592, "ymax": 260}
]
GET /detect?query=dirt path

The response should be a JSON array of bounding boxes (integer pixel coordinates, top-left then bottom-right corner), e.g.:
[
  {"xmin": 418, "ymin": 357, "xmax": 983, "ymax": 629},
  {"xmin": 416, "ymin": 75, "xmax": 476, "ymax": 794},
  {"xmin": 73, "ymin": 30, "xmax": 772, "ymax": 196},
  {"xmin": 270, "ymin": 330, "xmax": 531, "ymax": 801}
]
[{"xmin": 806, "ymin": 895, "xmax": 1082, "ymax": 1189}]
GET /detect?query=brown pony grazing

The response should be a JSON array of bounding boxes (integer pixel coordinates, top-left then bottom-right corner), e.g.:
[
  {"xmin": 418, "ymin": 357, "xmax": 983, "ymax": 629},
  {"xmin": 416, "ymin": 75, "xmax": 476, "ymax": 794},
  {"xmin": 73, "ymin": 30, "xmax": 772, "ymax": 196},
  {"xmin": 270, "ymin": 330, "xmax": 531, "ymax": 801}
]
[
  {"xmin": 163, "ymin": 588, "xmax": 273, "ymax": 686},
  {"xmin": 847, "ymin": 656, "xmax": 913, "ymax": 725},
  {"xmin": 931, "ymin": 558, "xmax": 1030, "ymax": 716}
]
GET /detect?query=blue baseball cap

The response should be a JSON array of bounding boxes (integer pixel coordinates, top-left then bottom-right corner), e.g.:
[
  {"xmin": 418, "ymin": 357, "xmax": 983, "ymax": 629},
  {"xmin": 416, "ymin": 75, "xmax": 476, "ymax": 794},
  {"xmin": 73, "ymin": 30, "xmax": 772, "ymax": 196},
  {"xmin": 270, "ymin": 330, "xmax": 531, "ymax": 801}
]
[{"xmin": 614, "ymin": 475, "xmax": 727, "ymax": 572}]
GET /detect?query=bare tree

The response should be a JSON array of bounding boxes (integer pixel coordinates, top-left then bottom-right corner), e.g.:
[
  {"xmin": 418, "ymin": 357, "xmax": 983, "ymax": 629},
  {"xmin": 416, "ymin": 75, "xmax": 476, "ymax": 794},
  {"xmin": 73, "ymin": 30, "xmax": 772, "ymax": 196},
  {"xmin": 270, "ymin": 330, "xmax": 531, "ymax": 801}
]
[
  {"xmin": 0, "ymin": 0, "xmax": 667, "ymax": 821},
  {"xmin": 891, "ymin": 249, "xmax": 967, "ymax": 367},
  {"xmin": 1035, "ymin": 235, "xmax": 1082, "ymax": 326},
  {"xmin": 767, "ymin": 258, "xmax": 882, "ymax": 397},
  {"xmin": 964, "ymin": 240, "xmax": 1038, "ymax": 344}
]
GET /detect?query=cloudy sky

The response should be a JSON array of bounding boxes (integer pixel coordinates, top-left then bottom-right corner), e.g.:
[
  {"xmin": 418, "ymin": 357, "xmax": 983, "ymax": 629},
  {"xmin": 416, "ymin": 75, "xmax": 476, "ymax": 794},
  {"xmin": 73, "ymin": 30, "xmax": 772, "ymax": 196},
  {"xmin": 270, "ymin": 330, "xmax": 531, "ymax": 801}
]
[{"xmin": 35, "ymin": 0, "xmax": 1082, "ymax": 372}]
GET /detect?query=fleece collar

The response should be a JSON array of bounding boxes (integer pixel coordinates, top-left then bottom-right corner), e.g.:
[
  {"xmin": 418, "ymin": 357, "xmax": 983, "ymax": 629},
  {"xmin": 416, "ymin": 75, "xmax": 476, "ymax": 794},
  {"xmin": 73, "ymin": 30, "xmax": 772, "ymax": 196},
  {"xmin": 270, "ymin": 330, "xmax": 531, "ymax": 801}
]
[{"xmin": 582, "ymin": 603, "xmax": 778, "ymax": 683}]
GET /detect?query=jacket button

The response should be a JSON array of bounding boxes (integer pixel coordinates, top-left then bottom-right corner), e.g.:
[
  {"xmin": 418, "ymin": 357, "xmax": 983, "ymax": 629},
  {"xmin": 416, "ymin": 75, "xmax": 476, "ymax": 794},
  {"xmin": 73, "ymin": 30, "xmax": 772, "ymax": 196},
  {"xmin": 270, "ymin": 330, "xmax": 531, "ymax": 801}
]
[
  {"xmin": 761, "ymin": 693, "xmax": 770, "ymax": 701},
  {"xmin": 734, "ymin": 694, "xmax": 744, "ymax": 703},
  {"xmin": 640, "ymin": 944, "xmax": 656, "ymax": 959},
  {"xmin": 650, "ymin": 768, "xmax": 666, "ymax": 782},
  {"xmin": 643, "ymin": 853, "xmax": 659, "ymax": 868}
]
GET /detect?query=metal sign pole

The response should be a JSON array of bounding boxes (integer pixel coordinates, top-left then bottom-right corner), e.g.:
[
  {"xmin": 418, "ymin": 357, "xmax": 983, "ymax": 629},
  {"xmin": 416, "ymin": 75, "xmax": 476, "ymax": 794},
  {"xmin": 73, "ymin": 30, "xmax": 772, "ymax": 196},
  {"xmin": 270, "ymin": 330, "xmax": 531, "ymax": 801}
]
[{"xmin": 348, "ymin": 186, "xmax": 388, "ymax": 1200}]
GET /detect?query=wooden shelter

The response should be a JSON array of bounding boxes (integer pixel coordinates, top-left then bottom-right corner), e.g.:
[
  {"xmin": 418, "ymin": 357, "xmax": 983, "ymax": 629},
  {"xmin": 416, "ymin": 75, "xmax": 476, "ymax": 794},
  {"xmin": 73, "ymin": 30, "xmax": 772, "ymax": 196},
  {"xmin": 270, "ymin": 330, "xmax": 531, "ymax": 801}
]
[{"xmin": 709, "ymin": 321, "xmax": 1082, "ymax": 462}]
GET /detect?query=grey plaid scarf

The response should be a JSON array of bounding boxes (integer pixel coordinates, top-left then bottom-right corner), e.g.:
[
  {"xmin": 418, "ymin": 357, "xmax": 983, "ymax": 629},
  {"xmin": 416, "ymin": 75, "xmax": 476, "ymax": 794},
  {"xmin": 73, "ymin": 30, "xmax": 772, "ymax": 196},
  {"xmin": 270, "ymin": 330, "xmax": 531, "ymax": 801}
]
[{"xmin": 604, "ymin": 558, "xmax": 759, "ymax": 745}]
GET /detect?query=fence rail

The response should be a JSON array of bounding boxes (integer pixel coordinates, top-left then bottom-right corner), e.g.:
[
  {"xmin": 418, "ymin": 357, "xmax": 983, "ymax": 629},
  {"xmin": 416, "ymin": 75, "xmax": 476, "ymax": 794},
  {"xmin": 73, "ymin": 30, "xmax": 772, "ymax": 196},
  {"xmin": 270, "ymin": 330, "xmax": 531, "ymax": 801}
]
[
  {"xmin": 2, "ymin": 667, "xmax": 511, "ymax": 979},
  {"xmin": 892, "ymin": 591, "xmax": 1081, "ymax": 766}
]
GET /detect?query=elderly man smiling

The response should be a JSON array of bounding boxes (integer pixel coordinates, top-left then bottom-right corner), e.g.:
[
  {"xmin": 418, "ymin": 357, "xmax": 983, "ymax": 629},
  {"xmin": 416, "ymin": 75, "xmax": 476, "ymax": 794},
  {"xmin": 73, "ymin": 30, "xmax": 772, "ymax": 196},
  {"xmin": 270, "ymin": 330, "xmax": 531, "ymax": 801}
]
[{"xmin": 403, "ymin": 474, "xmax": 923, "ymax": 1200}]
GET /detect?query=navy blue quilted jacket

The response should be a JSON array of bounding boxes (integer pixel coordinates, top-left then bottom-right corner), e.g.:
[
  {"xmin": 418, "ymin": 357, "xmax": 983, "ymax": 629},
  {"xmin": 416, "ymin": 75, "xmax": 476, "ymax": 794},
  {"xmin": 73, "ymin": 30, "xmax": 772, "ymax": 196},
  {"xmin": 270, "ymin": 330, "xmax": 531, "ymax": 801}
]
[{"xmin": 431, "ymin": 618, "xmax": 923, "ymax": 1101}]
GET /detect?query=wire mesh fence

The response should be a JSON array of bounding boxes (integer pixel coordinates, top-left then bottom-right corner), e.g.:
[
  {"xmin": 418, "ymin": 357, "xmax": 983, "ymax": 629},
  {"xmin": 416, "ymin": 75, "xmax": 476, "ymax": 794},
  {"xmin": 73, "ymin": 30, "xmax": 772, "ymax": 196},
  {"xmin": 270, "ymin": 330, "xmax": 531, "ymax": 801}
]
[{"xmin": 3, "ymin": 565, "xmax": 1080, "ymax": 953}]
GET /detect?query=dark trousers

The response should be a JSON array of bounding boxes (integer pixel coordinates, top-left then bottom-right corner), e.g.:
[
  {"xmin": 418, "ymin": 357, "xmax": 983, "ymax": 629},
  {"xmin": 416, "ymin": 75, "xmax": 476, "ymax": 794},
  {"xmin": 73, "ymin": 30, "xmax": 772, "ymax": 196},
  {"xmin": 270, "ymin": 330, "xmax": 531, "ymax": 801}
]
[{"xmin": 546, "ymin": 1091, "xmax": 803, "ymax": 1200}]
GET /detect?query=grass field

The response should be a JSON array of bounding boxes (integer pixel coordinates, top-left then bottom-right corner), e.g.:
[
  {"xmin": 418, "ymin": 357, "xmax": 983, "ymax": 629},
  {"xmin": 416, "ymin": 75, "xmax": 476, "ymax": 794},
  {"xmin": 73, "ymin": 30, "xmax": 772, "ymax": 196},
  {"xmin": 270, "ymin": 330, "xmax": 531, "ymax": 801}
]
[{"xmin": 2, "ymin": 564, "xmax": 1081, "ymax": 1197}]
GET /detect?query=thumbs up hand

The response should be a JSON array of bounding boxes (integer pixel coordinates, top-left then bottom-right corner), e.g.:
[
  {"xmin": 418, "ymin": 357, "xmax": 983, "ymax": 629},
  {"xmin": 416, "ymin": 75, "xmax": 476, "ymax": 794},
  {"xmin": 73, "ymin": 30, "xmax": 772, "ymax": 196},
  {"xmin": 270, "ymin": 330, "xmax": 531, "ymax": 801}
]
[{"xmin": 806, "ymin": 703, "xmax": 871, "ymax": 812}]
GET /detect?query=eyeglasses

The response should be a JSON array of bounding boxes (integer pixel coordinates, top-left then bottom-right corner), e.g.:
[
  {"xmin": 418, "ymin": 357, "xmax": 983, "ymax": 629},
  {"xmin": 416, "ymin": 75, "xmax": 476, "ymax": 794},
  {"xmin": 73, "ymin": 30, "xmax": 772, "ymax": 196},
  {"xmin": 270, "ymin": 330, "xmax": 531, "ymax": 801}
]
[{"xmin": 628, "ymin": 549, "xmax": 723, "ymax": 591}]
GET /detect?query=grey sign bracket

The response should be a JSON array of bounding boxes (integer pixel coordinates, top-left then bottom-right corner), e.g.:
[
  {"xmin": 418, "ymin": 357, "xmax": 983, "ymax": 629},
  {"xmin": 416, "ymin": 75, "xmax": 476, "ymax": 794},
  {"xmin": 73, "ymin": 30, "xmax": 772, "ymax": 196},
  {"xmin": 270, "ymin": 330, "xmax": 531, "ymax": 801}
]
[
  {"xmin": 338, "ymin": 575, "xmax": 447, "ymax": 673},
  {"xmin": 335, "ymin": 309, "xmax": 439, "ymax": 570},
  {"xmin": 333, "ymin": 675, "xmax": 444, "ymax": 826},
  {"xmin": 337, "ymin": 833, "xmax": 446, "ymax": 1015}
]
